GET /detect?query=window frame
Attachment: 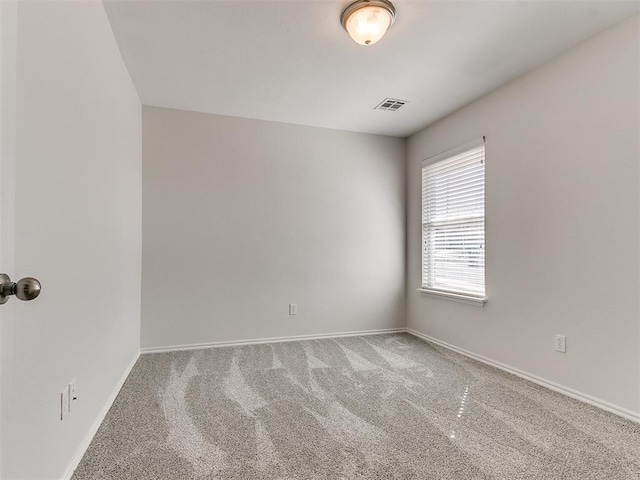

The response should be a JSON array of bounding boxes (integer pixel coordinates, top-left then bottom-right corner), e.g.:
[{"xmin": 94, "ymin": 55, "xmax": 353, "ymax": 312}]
[{"xmin": 418, "ymin": 138, "xmax": 487, "ymax": 306}]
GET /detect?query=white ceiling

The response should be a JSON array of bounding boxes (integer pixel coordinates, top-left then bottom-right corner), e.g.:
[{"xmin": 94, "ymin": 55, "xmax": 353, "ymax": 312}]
[{"xmin": 104, "ymin": 0, "xmax": 639, "ymax": 137}]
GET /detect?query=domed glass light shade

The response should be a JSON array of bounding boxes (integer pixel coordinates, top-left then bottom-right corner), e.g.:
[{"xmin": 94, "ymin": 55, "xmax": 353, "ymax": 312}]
[{"xmin": 341, "ymin": 0, "xmax": 396, "ymax": 46}]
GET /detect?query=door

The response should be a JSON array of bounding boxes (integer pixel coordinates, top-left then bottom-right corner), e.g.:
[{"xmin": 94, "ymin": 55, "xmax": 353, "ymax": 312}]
[
  {"xmin": 0, "ymin": 1, "xmax": 18, "ymax": 474},
  {"xmin": 0, "ymin": 2, "xmax": 142, "ymax": 478}
]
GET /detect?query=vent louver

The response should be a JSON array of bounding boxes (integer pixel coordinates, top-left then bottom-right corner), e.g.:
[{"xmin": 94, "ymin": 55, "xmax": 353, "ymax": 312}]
[{"xmin": 375, "ymin": 98, "xmax": 408, "ymax": 111}]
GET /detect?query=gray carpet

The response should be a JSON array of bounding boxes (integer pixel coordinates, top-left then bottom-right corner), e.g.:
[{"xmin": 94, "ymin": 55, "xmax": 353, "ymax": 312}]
[{"xmin": 72, "ymin": 333, "xmax": 640, "ymax": 479}]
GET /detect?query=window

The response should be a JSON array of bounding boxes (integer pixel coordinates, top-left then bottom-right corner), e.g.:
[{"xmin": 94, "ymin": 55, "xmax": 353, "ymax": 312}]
[{"xmin": 420, "ymin": 138, "xmax": 486, "ymax": 303}]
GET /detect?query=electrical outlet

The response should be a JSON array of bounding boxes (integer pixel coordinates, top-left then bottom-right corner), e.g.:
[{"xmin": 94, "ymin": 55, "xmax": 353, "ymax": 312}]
[
  {"xmin": 289, "ymin": 303, "xmax": 298, "ymax": 315},
  {"xmin": 69, "ymin": 379, "xmax": 77, "ymax": 411},
  {"xmin": 61, "ymin": 388, "xmax": 70, "ymax": 420},
  {"xmin": 554, "ymin": 335, "xmax": 566, "ymax": 353}
]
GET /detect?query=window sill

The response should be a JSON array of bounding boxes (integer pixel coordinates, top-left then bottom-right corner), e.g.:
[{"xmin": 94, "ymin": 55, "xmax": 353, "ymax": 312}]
[{"xmin": 417, "ymin": 288, "xmax": 487, "ymax": 307}]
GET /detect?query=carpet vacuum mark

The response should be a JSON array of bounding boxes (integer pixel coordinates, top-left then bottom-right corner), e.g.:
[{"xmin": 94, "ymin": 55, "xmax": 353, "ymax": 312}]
[{"xmin": 72, "ymin": 334, "xmax": 640, "ymax": 479}]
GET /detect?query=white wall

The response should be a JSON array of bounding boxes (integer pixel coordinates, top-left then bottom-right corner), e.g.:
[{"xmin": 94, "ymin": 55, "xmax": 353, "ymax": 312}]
[
  {"xmin": 0, "ymin": 2, "xmax": 141, "ymax": 478},
  {"xmin": 407, "ymin": 15, "xmax": 640, "ymax": 416},
  {"xmin": 142, "ymin": 106, "xmax": 405, "ymax": 350}
]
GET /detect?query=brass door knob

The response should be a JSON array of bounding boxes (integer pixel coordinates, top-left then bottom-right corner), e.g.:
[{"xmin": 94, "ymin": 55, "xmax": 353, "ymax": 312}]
[{"xmin": 0, "ymin": 274, "xmax": 41, "ymax": 304}]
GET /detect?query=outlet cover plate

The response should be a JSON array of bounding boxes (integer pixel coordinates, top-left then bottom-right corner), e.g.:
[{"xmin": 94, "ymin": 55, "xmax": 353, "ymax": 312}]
[
  {"xmin": 69, "ymin": 379, "xmax": 77, "ymax": 410},
  {"xmin": 61, "ymin": 389, "xmax": 70, "ymax": 420}
]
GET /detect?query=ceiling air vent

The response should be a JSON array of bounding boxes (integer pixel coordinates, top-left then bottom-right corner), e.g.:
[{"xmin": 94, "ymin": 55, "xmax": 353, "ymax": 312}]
[{"xmin": 375, "ymin": 98, "xmax": 408, "ymax": 111}]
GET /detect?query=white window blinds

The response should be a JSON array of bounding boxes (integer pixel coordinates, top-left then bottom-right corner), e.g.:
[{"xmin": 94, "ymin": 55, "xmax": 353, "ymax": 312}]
[{"xmin": 421, "ymin": 139, "xmax": 485, "ymax": 298}]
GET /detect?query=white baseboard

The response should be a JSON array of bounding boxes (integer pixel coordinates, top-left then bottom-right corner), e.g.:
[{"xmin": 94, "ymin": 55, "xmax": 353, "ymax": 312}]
[
  {"xmin": 61, "ymin": 351, "xmax": 140, "ymax": 480},
  {"xmin": 141, "ymin": 328, "xmax": 407, "ymax": 354},
  {"xmin": 406, "ymin": 328, "xmax": 640, "ymax": 424}
]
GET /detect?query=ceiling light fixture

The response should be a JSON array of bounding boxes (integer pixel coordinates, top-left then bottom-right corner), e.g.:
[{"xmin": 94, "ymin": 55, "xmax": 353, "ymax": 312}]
[{"xmin": 340, "ymin": 0, "xmax": 396, "ymax": 46}]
